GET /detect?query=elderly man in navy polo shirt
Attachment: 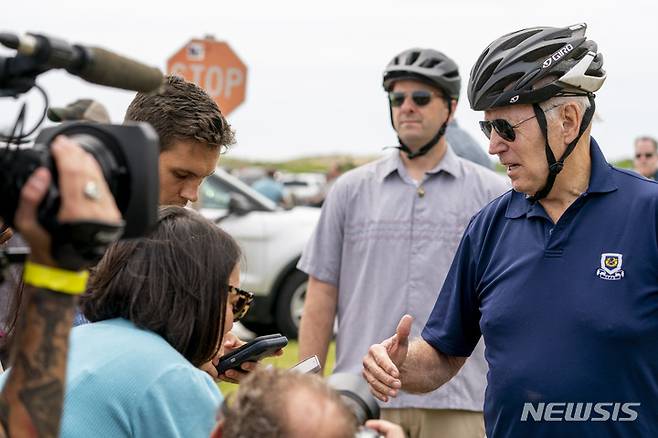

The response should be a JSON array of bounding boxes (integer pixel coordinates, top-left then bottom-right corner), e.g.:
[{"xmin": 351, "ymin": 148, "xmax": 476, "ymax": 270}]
[{"xmin": 363, "ymin": 23, "xmax": 658, "ymax": 438}]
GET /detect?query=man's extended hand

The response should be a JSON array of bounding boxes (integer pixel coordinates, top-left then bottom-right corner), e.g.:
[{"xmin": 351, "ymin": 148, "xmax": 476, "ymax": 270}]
[{"xmin": 362, "ymin": 314, "xmax": 413, "ymax": 402}]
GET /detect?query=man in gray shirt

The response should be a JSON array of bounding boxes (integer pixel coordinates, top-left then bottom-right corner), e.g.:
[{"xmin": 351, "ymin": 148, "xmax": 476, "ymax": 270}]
[{"xmin": 298, "ymin": 48, "xmax": 508, "ymax": 438}]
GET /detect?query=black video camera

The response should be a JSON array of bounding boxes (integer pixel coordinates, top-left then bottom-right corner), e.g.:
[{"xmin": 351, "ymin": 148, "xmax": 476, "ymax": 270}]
[
  {"xmin": 327, "ymin": 373, "xmax": 384, "ymax": 438},
  {"xmin": 0, "ymin": 30, "xmax": 163, "ymax": 270}
]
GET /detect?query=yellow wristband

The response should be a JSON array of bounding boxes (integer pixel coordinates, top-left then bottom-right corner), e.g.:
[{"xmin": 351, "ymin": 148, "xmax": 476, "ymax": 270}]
[{"xmin": 23, "ymin": 261, "xmax": 89, "ymax": 295}]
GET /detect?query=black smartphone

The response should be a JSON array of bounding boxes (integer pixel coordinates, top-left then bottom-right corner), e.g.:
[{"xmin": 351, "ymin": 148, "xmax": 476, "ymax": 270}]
[{"xmin": 216, "ymin": 333, "xmax": 288, "ymax": 374}]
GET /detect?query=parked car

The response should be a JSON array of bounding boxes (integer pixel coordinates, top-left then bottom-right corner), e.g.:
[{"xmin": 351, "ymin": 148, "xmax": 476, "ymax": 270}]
[
  {"xmin": 278, "ymin": 172, "xmax": 326, "ymax": 205},
  {"xmin": 195, "ymin": 168, "xmax": 320, "ymax": 338}
]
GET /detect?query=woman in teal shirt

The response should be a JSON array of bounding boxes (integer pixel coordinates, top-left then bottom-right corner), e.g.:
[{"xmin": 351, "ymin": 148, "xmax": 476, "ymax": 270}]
[{"xmin": 60, "ymin": 206, "xmax": 251, "ymax": 437}]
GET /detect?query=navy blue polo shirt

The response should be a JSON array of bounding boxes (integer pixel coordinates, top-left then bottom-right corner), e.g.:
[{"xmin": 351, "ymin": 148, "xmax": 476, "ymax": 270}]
[{"xmin": 422, "ymin": 139, "xmax": 658, "ymax": 438}]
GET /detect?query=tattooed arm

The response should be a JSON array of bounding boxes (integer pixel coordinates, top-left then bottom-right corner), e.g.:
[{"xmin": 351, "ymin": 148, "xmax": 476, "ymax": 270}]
[
  {"xmin": 0, "ymin": 136, "xmax": 121, "ymax": 438},
  {"xmin": 0, "ymin": 289, "xmax": 75, "ymax": 437}
]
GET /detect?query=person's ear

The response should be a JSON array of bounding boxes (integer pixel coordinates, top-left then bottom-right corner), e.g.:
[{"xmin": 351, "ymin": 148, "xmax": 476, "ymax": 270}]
[{"xmin": 561, "ymin": 102, "xmax": 583, "ymax": 145}]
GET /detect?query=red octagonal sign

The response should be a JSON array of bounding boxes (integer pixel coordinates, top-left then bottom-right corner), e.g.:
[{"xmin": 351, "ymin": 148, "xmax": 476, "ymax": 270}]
[{"xmin": 167, "ymin": 38, "xmax": 247, "ymax": 116}]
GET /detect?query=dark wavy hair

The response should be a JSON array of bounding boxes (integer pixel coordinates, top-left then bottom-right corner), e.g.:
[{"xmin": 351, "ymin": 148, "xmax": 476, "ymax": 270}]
[{"xmin": 79, "ymin": 206, "xmax": 240, "ymax": 366}]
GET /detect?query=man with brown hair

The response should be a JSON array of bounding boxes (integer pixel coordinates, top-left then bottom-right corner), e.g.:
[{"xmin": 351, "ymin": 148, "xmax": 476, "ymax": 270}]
[
  {"xmin": 125, "ymin": 74, "xmax": 235, "ymax": 206},
  {"xmin": 68, "ymin": 76, "xmax": 258, "ymax": 382},
  {"xmin": 125, "ymin": 75, "xmax": 252, "ymax": 382}
]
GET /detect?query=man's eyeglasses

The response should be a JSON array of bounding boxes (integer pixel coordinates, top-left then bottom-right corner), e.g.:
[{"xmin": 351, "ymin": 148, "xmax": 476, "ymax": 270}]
[
  {"xmin": 635, "ymin": 152, "xmax": 656, "ymax": 159},
  {"xmin": 479, "ymin": 105, "xmax": 561, "ymax": 142},
  {"xmin": 228, "ymin": 285, "xmax": 254, "ymax": 322},
  {"xmin": 388, "ymin": 90, "xmax": 441, "ymax": 108}
]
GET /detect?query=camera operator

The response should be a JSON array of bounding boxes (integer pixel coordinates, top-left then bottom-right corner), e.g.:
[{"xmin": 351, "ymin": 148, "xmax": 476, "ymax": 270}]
[
  {"xmin": 0, "ymin": 135, "xmax": 122, "ymax": 437},
  {"xmin": 213, "ymin": 368, "xmax": 407, "ymax": 438},
  {"xmin": 0, "ymin": 98, "xmax": 110, "ymax": 364},
  {"xmin": 3, "ymin": 76, "xmax": 276, "ymax": 384}
]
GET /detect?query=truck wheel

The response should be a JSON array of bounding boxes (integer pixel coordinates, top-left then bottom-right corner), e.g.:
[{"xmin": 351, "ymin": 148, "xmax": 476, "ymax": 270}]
[
  {"xmin": 240, "ymin": 320, "xmax": 277, "ymax": 337},
  {"xmin": 275, "ymin": 269, "xmax": 308, "ymax": 339}
]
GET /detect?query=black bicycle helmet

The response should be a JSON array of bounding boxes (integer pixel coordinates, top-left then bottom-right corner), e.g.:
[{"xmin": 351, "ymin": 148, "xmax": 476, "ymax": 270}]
[
  {"xmin": 383, "ymin": 48, "xmax": 461, "ymax": 159},
  {"xmin": 468, "ymin": 23, "xmax": 605, "ymax": 110},
  {"xmin": 383, "ymin": 48, "xmax": 461, "ymax": 100},
  {"xmin": 468, "ymin": 23, "xmax": 606, "ymax": 201}
]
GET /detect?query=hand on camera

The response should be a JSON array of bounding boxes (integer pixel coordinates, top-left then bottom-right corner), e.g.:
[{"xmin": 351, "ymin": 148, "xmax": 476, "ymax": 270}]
[
  {"xmin": 362, "ymin": 314, "xmax": 413, "ymax": 402},
  {"xmin": 14, "ymin": 136, "xmax": 121, "ymax": 267}
]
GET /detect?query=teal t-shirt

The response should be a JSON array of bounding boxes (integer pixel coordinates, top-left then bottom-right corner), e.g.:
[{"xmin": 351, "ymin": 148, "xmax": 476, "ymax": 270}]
[{"xmin": 1, "ymin": 318, "xmax": 222, "ymax": 437}]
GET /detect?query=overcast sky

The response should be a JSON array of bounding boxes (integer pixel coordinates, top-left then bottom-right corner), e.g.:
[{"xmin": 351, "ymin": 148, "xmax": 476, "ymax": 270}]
[{"xmin": 3, "ymin": 0, "xmax": 656, "ymax": 162}]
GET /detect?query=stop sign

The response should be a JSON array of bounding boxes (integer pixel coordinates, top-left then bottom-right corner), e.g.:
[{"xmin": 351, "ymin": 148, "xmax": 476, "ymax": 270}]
[{"xmin": 167, "ymin": 38, "xmax": 247, "ymax": 116}]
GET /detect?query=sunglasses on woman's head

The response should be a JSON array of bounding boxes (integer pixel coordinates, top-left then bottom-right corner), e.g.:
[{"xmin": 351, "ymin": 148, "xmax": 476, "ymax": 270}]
[
  {"xmin": 228, "ymin": 285, "xmax": 254, "ymax": 322},
  {"xmin": 388, "ymin": 90, "xmax": 441, "ymax": 107},
  {"xmin": 479, "ymin": 104, "xmax": 562, "ymax": 142}
]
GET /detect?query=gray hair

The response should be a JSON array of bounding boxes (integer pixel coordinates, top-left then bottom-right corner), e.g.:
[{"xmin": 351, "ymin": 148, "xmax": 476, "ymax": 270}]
[
  {"xmin": 533, "ymin": 74, "xmax": 593, "ymax": 127},
  {"xmin": 539, "ymin": 95, "xmax": 592, "ymax": 125},
  {"xmin": 634, "ymin": 136, "xmax": 658, "ymax": 152}
]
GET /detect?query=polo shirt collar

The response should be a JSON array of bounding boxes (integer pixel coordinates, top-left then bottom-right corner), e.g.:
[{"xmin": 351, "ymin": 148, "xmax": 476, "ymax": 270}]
[
  {"xmin": 587, "ymin": 137, "xmax": 617, "ymax": 194},
  {"xmin": 377, "ymin": 144, "xmax": 463, "ymax": 182},
  {"xmin": 505, "ymin": 137, "xmax": 618, "ymax": 219}
]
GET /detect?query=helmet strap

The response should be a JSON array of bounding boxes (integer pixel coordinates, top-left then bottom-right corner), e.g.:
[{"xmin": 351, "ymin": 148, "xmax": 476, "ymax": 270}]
[
  {"xmin": 527, "ymin": 95, "xmax": 596, "ymax": 202},
  {"xmin": 390, "ymin": 97, "xmax": 452, "ymax": 160}
]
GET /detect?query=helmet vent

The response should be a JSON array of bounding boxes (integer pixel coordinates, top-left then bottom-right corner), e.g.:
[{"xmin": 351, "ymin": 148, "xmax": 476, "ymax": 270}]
[
  {"xmin": 520, "ymin": 44, "xmax": 565, "ymax": 62},
  {"xmin": 473, "ymin": 48, "xmax": 490, "ymax": 73},
  {"xmin": 498, "ymin": 29, "xmax": 543, "ymax": 51},
  {"xmin": 570, "ymin": 46, "xmax": 589, "ymax": 60},
  {"xmin": 419, "ymin": 58, "xmax": 442, "ymax": 69},
  {"xmin": 444, "ymin": 69, "xmax": 459, "ymax": 79},
  {"xmin": 475, "ymin": 59, "xmax": 502, "ymax": 92},
  {"xmin": 489, "ymin": 73, "xmax": 524, "ymax": 95},
  {"xmin": 406, "ymin": 51, "xmax": 421, "ymax": 65},
  {"xmin": 553, "ymin": 29, "xmax": 573, "ymax": 39}
]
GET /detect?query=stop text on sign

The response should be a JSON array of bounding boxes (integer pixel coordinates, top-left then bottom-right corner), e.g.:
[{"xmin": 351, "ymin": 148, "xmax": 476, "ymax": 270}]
[{"xmin": 169, "ymin": 64, "xmax": 244, "ymax": 99}]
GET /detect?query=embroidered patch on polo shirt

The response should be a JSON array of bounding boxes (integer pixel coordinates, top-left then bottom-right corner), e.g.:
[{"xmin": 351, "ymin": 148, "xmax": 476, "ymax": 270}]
[{"xmin": 596, "ymin": 253, "xmax": 625, "ymax": 280}]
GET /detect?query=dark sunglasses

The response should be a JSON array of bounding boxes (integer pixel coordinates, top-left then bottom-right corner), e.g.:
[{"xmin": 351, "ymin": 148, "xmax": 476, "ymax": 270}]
[
  {"xmin": 389, "ymin": 90, "xmax": 441, "ymax": 107},
  {"xmin": 228, "ymin": 285, "xmax": 254, "ymax": 322},
  {"xmin": 635, "ymin": 152, "xmax": 656, "ymax": 159},
  {"xmin": 479, "ymin": 105, "xmax": 561, "ymax": 142}
]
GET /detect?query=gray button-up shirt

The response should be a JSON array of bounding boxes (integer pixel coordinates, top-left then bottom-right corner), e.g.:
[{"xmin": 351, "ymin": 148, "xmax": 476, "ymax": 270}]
[{"xmin": 298, "ymin": 146, "xmax": 509, "ymax": 410}]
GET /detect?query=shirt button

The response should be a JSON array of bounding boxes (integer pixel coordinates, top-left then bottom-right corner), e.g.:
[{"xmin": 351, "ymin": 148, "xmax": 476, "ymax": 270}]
[{"xmin": 417, "ymin": 187, "xmax": 425, "ymax": 198}]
